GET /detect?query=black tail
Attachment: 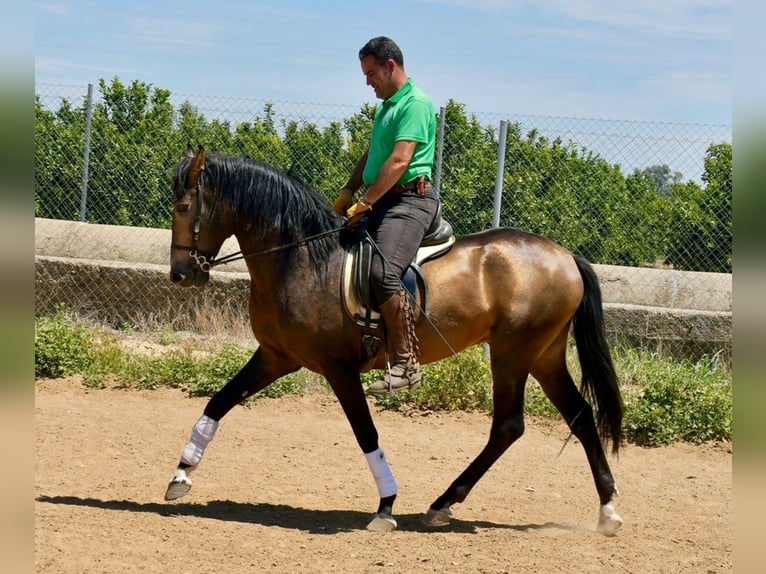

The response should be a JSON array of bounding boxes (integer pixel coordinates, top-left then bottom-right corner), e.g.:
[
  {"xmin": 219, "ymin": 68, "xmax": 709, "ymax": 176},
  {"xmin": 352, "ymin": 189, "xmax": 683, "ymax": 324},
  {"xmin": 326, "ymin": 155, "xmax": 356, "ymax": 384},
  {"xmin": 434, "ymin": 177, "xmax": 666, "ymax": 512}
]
[{"xmin": 572, "ymin": 256, "xmax": 623, "ymax": 454}]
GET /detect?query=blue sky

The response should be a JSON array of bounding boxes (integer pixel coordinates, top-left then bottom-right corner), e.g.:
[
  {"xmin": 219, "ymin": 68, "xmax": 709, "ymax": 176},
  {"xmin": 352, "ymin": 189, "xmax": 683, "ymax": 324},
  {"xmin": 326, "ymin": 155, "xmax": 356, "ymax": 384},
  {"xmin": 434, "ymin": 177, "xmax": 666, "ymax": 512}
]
[{"xmin": 34, "ymin": 0, "xmax": 731, "ymax": 125}]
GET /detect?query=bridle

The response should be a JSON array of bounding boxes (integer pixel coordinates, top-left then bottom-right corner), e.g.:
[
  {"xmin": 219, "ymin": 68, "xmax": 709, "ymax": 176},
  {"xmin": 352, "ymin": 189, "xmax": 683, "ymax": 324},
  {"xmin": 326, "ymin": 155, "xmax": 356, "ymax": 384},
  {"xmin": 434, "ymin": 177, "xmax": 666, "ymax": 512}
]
[
  {"xmin": 171, "ymin": 165, "xmax": 216, "ymax": 272},
  {"xmin": 170, "ymin": 164, "xmax": 346, "ymax": 272}
]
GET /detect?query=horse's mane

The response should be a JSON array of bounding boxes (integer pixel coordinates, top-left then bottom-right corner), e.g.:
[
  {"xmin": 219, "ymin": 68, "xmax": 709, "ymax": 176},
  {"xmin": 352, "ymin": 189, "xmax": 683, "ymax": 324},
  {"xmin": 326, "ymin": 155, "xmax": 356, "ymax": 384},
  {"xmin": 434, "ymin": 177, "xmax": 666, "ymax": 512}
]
[{"xmin": 175, "ymin": 153, "xmax": 346, "ymax": 276}]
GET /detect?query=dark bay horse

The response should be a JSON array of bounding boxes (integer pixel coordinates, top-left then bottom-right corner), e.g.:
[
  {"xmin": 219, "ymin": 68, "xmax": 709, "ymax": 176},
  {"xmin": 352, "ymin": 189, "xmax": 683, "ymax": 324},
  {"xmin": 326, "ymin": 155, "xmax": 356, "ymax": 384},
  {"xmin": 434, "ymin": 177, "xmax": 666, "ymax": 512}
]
[{"xmin": 164, "ymin": 146, "xmax": 624, "ymax": 535}]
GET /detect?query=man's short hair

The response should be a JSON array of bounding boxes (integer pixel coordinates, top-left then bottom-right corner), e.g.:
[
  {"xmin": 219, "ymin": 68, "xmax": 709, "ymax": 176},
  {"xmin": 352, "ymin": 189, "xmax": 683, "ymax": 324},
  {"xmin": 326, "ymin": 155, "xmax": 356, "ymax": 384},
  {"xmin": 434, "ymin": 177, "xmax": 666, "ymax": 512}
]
[{"xmin": 359, "ymin": 36, "xmax": 404, "ymax": 67}]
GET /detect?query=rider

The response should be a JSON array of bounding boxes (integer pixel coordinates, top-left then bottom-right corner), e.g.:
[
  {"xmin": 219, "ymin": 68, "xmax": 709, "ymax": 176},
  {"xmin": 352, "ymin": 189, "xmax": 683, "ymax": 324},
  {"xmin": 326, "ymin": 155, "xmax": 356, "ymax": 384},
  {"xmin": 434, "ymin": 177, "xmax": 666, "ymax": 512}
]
[{"xmin": 334, "ymin": 36, "xmax": 439, "ymax": 394}]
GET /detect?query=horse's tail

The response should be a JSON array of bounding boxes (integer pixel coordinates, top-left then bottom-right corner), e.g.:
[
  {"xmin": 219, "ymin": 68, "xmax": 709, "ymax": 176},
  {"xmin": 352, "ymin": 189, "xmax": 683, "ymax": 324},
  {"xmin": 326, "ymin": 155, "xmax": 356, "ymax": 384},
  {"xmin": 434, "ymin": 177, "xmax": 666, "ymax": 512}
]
[{"xmin": 572, "ymin": 255, "xmax": 623, "ymax": 454}]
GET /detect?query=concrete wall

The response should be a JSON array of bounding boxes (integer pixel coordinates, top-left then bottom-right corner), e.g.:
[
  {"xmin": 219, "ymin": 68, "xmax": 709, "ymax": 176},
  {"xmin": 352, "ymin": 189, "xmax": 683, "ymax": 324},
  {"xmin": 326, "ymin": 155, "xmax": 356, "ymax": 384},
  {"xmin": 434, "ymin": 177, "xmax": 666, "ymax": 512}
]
[{"xmin": 35, "ymin": 218, "xmax": 731, "ymax": 360}]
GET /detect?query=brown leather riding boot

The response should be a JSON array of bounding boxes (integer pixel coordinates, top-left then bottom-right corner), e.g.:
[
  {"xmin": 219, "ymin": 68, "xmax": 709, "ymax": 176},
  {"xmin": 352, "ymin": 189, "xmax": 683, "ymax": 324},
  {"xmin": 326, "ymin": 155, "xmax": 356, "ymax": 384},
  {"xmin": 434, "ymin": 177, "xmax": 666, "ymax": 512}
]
[{"xmin": 368, "ymin": 290, "xmax": 422, "ymax": 394}]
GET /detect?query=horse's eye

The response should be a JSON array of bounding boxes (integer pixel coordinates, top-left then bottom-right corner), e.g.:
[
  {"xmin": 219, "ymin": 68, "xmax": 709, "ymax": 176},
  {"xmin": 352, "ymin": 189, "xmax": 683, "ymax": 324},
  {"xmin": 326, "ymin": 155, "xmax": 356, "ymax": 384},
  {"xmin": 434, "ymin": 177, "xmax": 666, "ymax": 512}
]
[{"xmin": 176, "ymin": 203, "xmax": 190, "ymax": 213}]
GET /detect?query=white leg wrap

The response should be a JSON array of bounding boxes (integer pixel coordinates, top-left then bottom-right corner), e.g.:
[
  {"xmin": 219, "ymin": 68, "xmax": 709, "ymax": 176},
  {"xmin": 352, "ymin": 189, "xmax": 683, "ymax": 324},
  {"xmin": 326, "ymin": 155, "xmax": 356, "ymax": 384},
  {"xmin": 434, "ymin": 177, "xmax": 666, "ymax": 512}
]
[
  {"xmin": 364, "ymin": 448, "xmax": 398, "ymax": 499},
  {"xmin": 597, "ymin": 499, "xmax": 624, "ymax": 536},
  {"xmin": 180, "ymin": 415, "xmax": 219, "ymax": 467}
]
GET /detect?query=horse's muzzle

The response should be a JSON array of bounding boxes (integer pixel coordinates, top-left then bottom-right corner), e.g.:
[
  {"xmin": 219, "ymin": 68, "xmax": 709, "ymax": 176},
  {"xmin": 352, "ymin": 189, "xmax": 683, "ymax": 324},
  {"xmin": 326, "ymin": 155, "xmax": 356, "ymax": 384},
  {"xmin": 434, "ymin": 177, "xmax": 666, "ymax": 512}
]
[
  {"xmin": 169, "ymin": 267, "xmax": 209, "ymax": 288},
  {"xmin": 170, "ymin": 270, "xmax": 186, "ymax": 283}
]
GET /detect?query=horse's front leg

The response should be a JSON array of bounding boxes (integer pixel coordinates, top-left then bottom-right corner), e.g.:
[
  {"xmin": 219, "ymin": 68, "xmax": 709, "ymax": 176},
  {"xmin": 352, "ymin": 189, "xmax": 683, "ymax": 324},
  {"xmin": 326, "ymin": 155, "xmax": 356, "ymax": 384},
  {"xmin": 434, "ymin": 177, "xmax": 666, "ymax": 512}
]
[
  {"xmin": 326, "ymin": 367, "xmax": 398, "ymax": 532},
  {"xmin": 164, "ymin": 347, "xmax": 299, "ymax": 501}
]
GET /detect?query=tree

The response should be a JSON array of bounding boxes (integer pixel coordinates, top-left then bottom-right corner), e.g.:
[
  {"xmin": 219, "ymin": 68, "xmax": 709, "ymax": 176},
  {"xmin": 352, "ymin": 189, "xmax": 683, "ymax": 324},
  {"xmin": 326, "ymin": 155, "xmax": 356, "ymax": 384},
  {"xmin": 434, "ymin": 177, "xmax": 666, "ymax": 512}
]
[
  {"xmin": 85, "ymin": 78, "xmax": 178, "ymax": 226},
  {"xmin": 35, "ymin": 95, "xmax": 86, "ymax": 220},
  {"xmin": 665, "ymin": 143, "xmax": 732, "ymax": 272},
  {"xmin": 619, "ymin": 169, "xmax": 673, "ymax": 265},
  {"xmin": 641, "ymin": 164, "xmax": 683, "ymax": 197},
  {"xmin": 283, "ymin": 119, "xmax": 348, "ymax": 201},
  {"xmin": 438, "ymin": 100, "xmax": 498, "ymax": 232},
  {"xmin": 503, "ymin": 129, "xmax": 632, "ymax": 264},
  {"xmin": 233, "ymin": 103, "xmax": 290, "ymax": 166}
]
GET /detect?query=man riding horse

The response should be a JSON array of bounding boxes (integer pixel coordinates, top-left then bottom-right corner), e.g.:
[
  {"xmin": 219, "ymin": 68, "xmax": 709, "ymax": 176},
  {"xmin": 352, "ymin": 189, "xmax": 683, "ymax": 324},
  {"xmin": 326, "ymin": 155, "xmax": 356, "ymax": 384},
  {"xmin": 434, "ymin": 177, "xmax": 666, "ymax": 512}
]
[{"xmin": 334, "ymin": 36, "xmax": 439, "ymax": 394}]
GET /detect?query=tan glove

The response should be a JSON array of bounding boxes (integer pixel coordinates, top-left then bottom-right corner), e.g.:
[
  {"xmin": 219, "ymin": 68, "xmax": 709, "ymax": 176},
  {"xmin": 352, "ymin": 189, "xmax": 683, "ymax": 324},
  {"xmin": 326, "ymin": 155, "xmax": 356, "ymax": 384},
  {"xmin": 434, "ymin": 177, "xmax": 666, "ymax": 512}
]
[
  {"xmin": 333, "ymin": 188, "xmax": 354, "ymax": 215},
  {"xmin": 344, "ymin": 200, "xmax": 372, "ymax": 227}
]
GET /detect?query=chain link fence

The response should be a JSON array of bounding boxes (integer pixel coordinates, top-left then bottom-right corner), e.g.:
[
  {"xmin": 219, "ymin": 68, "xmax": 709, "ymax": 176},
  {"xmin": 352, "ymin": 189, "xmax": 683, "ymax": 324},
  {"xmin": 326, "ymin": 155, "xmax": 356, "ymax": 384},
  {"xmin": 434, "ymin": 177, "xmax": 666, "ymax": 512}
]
[{"xmin": 35, "ymin": 81, "xmax": 731, "ymax": 360}]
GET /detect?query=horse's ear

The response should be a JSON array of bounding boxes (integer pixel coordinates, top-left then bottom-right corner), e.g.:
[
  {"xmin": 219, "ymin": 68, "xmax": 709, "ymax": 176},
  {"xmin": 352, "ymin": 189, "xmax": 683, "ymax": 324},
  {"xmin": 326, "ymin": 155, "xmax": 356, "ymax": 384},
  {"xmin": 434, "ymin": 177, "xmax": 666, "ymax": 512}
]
[
  {"xmin": 186, "ymin": 145, "xmax": 206, "ymax": 189},
  {"xmin": 186, "ymin": 144, "xmax": 194, "ymax": 158}
]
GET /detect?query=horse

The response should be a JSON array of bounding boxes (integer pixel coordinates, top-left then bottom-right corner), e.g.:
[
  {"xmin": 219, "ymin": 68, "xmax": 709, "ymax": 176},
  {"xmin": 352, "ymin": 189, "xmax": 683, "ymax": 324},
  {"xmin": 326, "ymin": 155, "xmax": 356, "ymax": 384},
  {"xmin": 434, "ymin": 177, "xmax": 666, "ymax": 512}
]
[{"xmin": 164, "ymin": 145, "xmax": 624, "ymax": 535}]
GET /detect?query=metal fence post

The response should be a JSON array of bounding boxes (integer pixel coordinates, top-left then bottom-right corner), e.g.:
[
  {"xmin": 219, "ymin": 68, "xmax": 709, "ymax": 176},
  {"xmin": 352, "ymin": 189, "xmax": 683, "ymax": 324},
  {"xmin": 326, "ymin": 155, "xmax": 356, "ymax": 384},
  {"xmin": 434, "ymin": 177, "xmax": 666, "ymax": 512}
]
[
  {"xmin": 433, "ymin": 106, "xmax": 446, "ymax": 195},
  {"xmin": 79, "ymin": 83, "xmax": 94, "ymax": 222},
  {"xmin": 492, "ymin": 120, "xmax": 508, "ymax": 228}
]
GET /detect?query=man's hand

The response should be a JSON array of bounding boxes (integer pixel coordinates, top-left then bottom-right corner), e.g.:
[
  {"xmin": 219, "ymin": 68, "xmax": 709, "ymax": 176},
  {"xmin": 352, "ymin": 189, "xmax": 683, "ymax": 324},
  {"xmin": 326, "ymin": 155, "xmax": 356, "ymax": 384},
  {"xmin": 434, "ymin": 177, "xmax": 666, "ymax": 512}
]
[
  {"xmin": 333, "ymin": 188, "xmax": 354, "ymax": 215},
  {"xmin": 344, "ymin": 200, "xmax": 372, "ymax": 227}
]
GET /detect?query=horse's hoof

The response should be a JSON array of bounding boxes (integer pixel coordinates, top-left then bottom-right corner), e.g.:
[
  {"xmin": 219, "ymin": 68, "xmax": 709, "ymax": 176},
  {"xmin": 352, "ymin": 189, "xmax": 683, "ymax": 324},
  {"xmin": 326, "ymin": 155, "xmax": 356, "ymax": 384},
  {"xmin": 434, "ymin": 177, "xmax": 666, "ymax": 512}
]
[
  {"xmin": 366, "ymin": 513, "xmax": 397, "ymax": 532},
  {"xmin": 596, "ymin": 501, "xmax": 623, "ymax": 536},
  {"xmin": 164, "ymin": 468, "xmax": 193, "ymax": 501},
  {"xmin": 422, "ymin": 507, "xmax": 453, "ymax": 527}
]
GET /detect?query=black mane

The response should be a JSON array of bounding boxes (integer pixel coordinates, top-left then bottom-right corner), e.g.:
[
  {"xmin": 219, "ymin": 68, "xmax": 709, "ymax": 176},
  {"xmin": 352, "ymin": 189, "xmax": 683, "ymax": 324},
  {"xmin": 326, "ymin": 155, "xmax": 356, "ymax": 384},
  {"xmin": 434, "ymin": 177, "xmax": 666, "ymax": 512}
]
[{"xmin": 175, "ymin": 152, "xmax": 346, "ymax": 276}]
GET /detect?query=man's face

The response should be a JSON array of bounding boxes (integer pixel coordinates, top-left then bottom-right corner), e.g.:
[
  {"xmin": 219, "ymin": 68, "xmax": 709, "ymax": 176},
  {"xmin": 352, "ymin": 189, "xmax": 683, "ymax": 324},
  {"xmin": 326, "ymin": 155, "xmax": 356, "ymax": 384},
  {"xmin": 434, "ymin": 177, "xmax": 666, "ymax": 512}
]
[{"xmin": 361, "ymin": 55, "xmax": 394, "ymax": 100}]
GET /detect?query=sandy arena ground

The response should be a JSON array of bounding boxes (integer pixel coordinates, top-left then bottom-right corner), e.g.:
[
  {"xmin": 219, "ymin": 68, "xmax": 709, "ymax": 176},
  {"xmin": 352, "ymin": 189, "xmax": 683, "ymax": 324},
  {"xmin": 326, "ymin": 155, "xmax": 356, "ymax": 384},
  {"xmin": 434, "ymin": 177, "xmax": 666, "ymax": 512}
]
[{"xmin": 35, "ymin": 377, "xmax": 731, "ymax": 573}]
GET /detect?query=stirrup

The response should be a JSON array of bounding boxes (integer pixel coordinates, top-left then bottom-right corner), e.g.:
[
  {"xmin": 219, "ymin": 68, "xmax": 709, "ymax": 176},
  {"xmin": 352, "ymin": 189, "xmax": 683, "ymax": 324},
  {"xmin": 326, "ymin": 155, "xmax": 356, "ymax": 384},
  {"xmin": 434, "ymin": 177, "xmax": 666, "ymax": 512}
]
[{"xmin": 368, "ymin": 364, "xmax": 422, "ymax": 395}]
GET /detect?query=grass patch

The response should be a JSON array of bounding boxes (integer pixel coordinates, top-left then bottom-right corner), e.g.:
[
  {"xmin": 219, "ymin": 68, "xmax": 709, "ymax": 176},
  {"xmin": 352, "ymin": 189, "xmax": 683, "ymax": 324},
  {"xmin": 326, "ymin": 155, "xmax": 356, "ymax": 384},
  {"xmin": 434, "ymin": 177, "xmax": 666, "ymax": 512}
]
[
  {"xmin": 35, "ymin": 307, "xmax": 96, "ymax": 378},
  {"xmin": 365, "ymin": 347, "xmax": 571, "ymax": 419},
  {"xmin": 365, "ymin": 346, "xmax": 494, "ymax": 412},
  {"xmin": 617, "ymin": 347, "xmax": 732, "ymax": 446},
  {"xmin": 34, "ymin": 312, "xmax": 313, "ymax": 400},
  {"xmin": 361, "ymin": 344, "xmax": 731, "ymax": 446},
  {"xmin": 35, "ymin": 310, "xmax": 731, "ymax": 446}
]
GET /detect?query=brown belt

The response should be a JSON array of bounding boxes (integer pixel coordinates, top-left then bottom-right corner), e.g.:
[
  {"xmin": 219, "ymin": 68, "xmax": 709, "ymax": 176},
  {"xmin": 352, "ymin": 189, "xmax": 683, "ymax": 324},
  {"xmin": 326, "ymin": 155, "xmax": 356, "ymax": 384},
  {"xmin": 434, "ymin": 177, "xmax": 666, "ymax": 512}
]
[{"xmin": 389, "ymin": 174, "xmax": 429, "ymax": 196}]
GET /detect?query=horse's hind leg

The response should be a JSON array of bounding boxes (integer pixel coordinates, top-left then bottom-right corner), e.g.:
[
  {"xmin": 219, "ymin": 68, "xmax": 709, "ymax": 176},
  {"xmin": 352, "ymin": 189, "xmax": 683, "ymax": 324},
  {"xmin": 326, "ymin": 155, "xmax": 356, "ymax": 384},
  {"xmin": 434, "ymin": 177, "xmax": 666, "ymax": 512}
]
[
  {"xmin": 531, "ymin": 339, "xmax": 622, "ymax": 535},
  {"xmin": 423, "ymin": 353, "xmax": 529, "ymax": 527},
  {"xmin": 164, "ymin": 346, "xmax": 299, "ymax": 501}
]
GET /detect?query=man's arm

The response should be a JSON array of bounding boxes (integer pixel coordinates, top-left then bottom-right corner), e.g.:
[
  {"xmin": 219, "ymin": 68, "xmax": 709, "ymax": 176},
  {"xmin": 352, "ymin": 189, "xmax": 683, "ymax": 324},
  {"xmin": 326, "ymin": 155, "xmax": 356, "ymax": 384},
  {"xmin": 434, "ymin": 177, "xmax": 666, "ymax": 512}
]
[
  {"xmin": 361, "ymin": 140, "xmax": 417, "ymax": 205},
  {"xmin": 334, "ymin": 149, "xmax": 370, "ymax": 215},
  {"xmin": 344, "ymin": 149, "xmax": 370, "ymax": 192}
]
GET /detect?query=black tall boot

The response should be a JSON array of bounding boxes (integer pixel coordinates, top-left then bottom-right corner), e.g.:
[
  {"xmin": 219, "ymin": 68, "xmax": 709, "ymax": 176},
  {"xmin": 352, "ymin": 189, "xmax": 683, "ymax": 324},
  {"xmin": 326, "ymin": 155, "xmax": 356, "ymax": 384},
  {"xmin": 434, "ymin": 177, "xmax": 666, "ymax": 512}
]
[{"xmin": 368, "ymin": 289, "xmax": 422, "ymax": 394}]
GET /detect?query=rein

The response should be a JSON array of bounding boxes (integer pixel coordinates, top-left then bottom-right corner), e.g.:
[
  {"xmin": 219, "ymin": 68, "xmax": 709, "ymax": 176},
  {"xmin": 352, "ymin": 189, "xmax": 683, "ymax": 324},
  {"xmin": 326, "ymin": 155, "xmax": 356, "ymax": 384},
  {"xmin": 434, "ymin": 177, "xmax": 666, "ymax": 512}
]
[
  {"xmin": 211, "ymin": 226, "xmax": 346, "ymax": 268},
  {"xmin": 171, "ymin": 166, "xmax": 345, "ymax": 271}
]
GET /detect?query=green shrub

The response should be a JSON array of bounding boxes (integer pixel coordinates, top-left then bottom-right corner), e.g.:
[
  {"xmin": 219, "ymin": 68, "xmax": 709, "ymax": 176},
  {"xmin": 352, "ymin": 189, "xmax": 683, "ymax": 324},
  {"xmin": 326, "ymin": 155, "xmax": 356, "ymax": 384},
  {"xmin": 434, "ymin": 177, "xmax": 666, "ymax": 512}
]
[
  {"xmin": 524, "ymin": 379, "xmax": 560, "ymax": 418},
  {"xmin": 621, "ymin": 351, "xmax": 731, "ymax": 446},
  {"xmin": 131, "ymin": 351, "xmax": 198, "ymax": 391},
  {"xmin": 190, "ymin": 368, "xmax": 324, "ymax": 400},
  {"xmin": 34, "ymin": 309, "xmax": 95, "ymax": 378},
  {"xmin": 368, "ymin": 346, "xmax": 559, "ymax": 417},
  {"xmin": 80, "ymin": 337, "xmax": 128, "ymax": 389},
  {"xmin": 133, "ymin": 345, "xmax": 312, "ymax": 399},
  {"xmin": 256, "ymin": 371, "xmax": 315, "ymax": 399},
  {"xmin": 183, "ymin": 345, "xmax": 252, "ymax": 397},
  {"xmin": 369, "ymin": 345, "xmax": 493, "ymax": 412}
]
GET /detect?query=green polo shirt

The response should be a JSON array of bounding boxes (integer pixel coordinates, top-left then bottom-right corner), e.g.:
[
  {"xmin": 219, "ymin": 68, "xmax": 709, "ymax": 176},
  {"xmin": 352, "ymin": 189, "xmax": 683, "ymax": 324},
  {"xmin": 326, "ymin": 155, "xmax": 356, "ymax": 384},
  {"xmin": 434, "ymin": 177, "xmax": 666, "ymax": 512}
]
[{"xmin": 363, "ymin": 78, "xmax": 436, "ymax": 186}]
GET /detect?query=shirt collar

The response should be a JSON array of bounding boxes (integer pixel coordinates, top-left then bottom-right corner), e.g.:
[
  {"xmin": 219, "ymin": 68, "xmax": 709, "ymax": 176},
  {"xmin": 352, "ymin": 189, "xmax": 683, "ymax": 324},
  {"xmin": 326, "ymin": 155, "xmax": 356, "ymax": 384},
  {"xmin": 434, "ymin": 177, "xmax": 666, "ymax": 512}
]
[{"xmin": 385, "ymin": 78, "xmax": 413, "ymax": 105}]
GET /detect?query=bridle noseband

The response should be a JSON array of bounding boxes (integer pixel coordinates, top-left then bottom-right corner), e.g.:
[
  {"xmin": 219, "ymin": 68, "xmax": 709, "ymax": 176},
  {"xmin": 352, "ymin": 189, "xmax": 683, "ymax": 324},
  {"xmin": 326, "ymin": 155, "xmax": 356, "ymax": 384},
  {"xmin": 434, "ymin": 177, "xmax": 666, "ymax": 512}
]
[{"xmin": 171, "ymin": 166, "xmax": 215, "ymax": 272}]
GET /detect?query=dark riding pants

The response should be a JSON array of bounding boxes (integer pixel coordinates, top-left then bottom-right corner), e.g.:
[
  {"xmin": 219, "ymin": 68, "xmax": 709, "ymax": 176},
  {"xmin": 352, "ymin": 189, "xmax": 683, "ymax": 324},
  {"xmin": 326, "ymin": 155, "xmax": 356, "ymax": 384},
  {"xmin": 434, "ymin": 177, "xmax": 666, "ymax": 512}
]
[{"xmin": 365, "ymin": 187, "xmax": 439, "ymax": 305}]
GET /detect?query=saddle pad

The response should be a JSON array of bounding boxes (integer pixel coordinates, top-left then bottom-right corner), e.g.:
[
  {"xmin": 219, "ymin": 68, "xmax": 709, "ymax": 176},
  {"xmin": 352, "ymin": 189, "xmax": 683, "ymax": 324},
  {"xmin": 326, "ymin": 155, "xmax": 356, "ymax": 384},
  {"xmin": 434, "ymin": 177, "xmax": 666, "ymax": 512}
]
[{"xmin": 341, "ymin": 235, "xmax": 455, "ymax": 328}]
